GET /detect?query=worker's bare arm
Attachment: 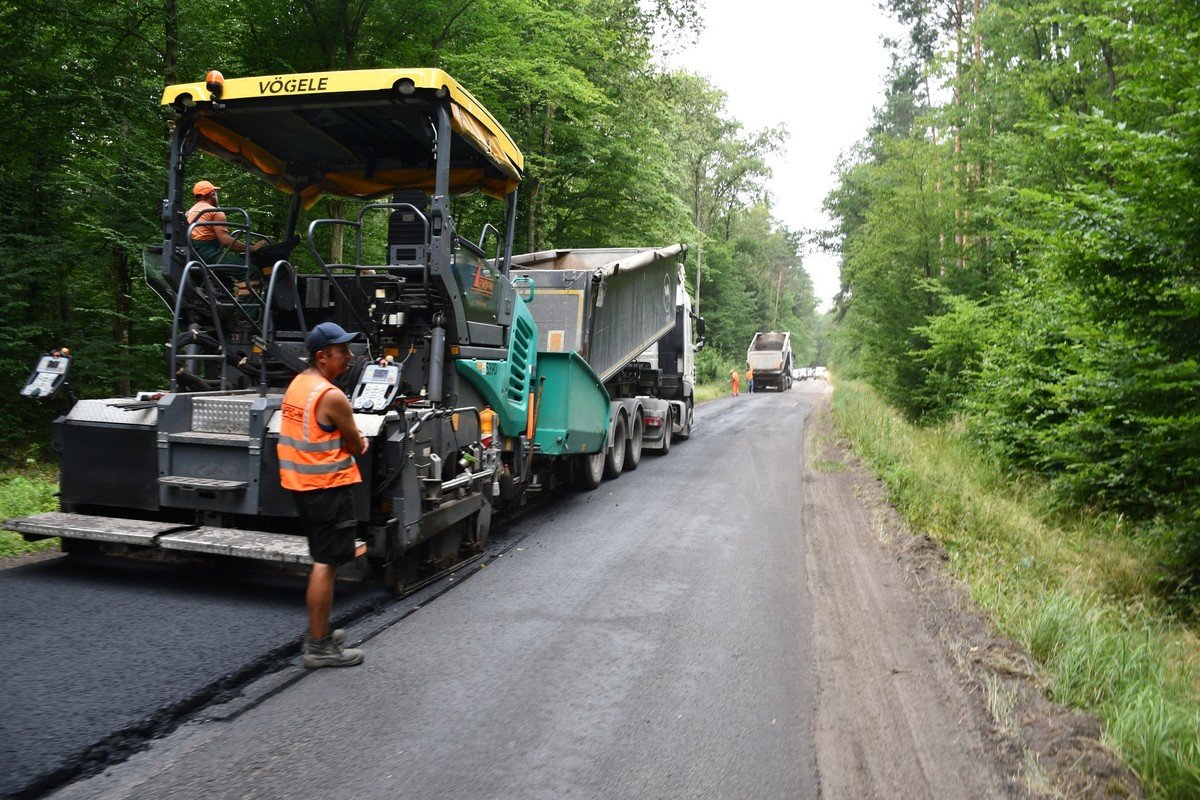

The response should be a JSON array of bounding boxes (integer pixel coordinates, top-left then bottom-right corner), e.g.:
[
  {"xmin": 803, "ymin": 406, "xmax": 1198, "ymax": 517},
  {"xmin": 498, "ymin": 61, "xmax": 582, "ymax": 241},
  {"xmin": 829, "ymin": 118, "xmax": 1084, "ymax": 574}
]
[
  {"xmin": 318, "ymin": 389, "xmax": 367, "ymax": 455},
  {"xmin": 213, "ymin": 224, "xmax": 264, "ymax": 252}
]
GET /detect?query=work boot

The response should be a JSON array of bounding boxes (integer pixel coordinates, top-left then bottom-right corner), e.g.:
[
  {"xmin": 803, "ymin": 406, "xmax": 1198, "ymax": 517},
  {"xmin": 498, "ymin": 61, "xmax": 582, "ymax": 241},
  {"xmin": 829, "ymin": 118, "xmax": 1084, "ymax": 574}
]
[
  {"xmin": 301, "ymin": 628, "xmax": 346, "ymax": 653},
  {"xmin": 302, "ymin": 634, "xmax": 364, "ymax": 669}
]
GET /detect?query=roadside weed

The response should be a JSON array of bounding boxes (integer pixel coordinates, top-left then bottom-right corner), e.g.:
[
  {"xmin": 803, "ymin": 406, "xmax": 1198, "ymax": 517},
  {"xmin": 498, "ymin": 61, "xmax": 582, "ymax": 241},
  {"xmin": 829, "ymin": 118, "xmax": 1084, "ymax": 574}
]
[
  {"xmin": 694, "ymin": 381, "xmax": 728, "ymax": 403},
  {"xmin": 832, "ymin": 380, "xmax": 1200, "ymax": 799},
  {"xmin": 0, "ymin": 466, "xmax": 59, "ymax": 558}
]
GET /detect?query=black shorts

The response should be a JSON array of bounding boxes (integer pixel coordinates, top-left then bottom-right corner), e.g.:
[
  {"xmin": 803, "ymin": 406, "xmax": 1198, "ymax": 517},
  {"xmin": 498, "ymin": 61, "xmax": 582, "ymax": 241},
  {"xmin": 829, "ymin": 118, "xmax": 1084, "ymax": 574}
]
[{"xmin": 291, "ymin": 485, "xmax": 358, "ymax": 566}]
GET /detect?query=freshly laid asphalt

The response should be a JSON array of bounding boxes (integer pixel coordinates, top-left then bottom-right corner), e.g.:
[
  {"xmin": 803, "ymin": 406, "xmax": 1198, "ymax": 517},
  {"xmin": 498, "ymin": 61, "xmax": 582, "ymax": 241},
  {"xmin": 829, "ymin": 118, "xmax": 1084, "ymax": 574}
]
[{"xmin": 0, "ymin": 555, "xmax": 389, "ymax": 799}]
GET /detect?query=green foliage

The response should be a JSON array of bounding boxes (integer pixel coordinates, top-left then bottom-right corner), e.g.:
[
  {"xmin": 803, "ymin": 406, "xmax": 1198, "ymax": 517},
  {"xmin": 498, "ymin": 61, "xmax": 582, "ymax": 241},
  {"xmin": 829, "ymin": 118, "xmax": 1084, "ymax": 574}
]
[
  {"xmin": 834, "ymin": 379, "xmax": 1200, "ymax": 799},
  {"xmin": 694, "ymin": 208, "xmax": 816, "ymax": 363},
  {"xmin": 825, "ymin": 135, "xmax": 955, "ymax": 417},
  {"xmin": 694, "ymin": 344, "xmax": 735, "ymax": 385},
  {"xmin": 911, "ymin": 290, "xmax": 991, "ymax": 418},
  {"xmin": 825, "ymin": 0, "xmax": 1200, "ymax": 579},
  {"xmin": 0, "ymin": 464, "xmax": 59, "ymax": 558}
]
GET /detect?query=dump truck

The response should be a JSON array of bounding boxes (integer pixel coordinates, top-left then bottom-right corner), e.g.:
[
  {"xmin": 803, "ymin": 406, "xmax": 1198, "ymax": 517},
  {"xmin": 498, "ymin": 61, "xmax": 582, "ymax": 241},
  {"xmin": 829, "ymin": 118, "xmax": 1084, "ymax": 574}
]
[
  {"xmin": 747, "ymin": 331, "xmax": 793, "ymax": 391},
  {"xmin": 5, "ymin": 67, "xmax": 698, "ymax": 593},
  {"xmin": 507, "ymin": 247, "xmax": 703, "ymax": 486}
]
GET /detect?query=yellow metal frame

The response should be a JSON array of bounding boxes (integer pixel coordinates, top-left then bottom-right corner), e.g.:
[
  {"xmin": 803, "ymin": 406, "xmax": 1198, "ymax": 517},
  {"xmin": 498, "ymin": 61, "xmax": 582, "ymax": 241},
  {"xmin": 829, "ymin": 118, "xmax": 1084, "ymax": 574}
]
[{"xmin": 162, "ymin": 68, "xmax": 523, "ymax": 200}]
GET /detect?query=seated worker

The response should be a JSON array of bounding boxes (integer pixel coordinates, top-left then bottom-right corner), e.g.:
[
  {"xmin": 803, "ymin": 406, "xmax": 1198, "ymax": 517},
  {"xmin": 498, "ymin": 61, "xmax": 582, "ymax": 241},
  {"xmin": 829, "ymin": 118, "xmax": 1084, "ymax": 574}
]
[{"xmin": 187, "ymin": 180, "xmax": 264, "ymax": 266}]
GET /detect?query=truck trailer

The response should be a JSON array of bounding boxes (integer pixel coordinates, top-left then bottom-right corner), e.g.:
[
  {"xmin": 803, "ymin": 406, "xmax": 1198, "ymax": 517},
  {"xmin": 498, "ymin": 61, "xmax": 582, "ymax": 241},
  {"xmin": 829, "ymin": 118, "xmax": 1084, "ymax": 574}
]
[
  {"xmin": 5, "ymin": 68, "xmax": 701, "ymax": 593},
  {"xmin": 508, "ymin": 247, "xmax": 703, "ymax": 485},
  {"xmin": 747, "ymin": 331, "xmax": 794, "ymax": 391}
]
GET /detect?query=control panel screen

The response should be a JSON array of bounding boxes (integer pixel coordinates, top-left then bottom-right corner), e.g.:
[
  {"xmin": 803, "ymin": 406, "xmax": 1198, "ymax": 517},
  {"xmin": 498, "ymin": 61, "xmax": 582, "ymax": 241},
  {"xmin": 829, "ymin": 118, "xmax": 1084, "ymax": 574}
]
[{"xmin": 38, "ymin": 357, "xmax": 67, "ymax": 375}]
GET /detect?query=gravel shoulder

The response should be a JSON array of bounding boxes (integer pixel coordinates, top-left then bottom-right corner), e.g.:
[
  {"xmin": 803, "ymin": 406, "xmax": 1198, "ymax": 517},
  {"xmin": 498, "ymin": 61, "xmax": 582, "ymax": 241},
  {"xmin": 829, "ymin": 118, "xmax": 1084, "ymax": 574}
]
[{"xmin": 802, "ymin": 386, "xmax": 1141, "ymax": 799}]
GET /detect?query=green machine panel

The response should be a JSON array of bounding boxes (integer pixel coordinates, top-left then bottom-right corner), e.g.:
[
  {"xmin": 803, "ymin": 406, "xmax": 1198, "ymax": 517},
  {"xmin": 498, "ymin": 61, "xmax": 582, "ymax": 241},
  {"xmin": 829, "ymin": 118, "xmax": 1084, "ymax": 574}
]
[
  {"xmin": 455, "ymin": 293, "xmax": 537, "ymax": 437},
  {"xmin": 532, "ymin": 351, "xmax": 610, "ymax": 456}
]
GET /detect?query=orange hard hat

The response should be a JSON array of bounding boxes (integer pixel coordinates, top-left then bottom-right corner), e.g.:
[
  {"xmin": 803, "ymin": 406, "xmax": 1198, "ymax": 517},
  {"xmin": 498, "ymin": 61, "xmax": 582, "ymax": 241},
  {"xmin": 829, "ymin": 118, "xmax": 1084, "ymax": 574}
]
[{"xmin": 193, "ymin": 180, "xmax": 220, "ymax": 197}]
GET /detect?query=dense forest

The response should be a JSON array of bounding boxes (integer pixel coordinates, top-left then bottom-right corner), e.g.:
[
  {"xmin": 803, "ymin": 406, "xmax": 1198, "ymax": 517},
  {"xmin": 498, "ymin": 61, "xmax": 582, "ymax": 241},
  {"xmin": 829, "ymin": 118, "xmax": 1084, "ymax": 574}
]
[
  {"xmin": 16, "ymin": 0, "xmax": 1192, "ymax": 578},
  {"xmin": 0, "ymin": 0, "xmax": 818, "ymax": 456},
  {"xmin": 825, "ymin": 0, "xmax": 1199, "ymax": 576}
]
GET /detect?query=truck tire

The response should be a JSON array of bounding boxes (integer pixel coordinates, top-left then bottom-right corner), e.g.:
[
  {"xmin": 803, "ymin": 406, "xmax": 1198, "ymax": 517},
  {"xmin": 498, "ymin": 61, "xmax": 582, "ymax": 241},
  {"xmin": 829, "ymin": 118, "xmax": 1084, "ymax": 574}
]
[
  {"xmin": 575, "ymin": 448, "xmax": 605, "ymax": 490},
  {"xmin": 624, "ymin": 413, "xmax": 644, "ymax": 471},
  {"xmin": 603, "ymin": 414, "xmax": 627, "ymax": 479}
]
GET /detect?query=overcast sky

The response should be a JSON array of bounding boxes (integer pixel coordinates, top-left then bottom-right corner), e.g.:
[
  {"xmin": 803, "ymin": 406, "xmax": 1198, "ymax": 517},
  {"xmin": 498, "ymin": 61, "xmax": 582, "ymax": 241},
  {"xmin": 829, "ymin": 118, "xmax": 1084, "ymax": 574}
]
[{"xmin": 662, "ymin": 0, "xmax": 906, "ymax": 310}]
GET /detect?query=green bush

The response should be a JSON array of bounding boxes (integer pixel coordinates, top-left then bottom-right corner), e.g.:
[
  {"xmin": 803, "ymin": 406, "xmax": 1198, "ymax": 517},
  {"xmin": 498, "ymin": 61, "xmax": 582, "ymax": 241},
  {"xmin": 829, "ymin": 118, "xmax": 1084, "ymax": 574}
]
[
  {"xmin": 0, "ymin": 463, "xmax": 59, "ymax": 558},
  {"xmin": 695, "ymin": 345, "xmax": 738, "ymax": 385},
  {"xmin": 833, "ymin": 380, "xmax": 1200, "ymax": 799}
]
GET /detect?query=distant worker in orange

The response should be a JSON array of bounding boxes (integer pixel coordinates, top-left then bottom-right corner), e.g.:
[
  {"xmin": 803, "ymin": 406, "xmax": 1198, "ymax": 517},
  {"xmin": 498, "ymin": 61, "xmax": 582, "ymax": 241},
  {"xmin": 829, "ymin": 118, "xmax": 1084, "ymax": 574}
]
[
  {"xmin": 187, "ymin": 180, "xmax": 264, "ymax": 265},
  {"xmin": 746, "ymin": 367, "xmax": 754, "ymax": 394},
  {"xmin": 730, "ymin": 368, "xmax": 740, "ymax": 396}
]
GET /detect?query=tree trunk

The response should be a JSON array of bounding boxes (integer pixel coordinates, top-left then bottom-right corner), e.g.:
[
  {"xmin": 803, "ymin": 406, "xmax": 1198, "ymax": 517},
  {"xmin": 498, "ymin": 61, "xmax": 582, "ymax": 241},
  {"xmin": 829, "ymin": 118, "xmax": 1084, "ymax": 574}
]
[
  {"xmin": 526, "ymin": 178, "xmax": 540, "ymax": 252},
  {"xmin": 163, "ymin": 0, "xmax": 179, "ymax": 84},
  {"xmin": 109, "ymin": 246, "xmax": 133, "ymax": 395},
  {"xmin": 328, "ymin": 199, "xmax": 347, "ymax": 262},
  {"xmin": 1100, "ymin": 39, "xmax": 1118, "ymax": 101},
  {"xmin": 953, "ymin": 0, "xmax": 966, "ymax": 270},
  {"xmin": 536, "ymin": 104, "xmax": 553, "ymax": 251},
  {"xmin": 771, "ymin": 270, "xmax": 784, "ymax": 328}
]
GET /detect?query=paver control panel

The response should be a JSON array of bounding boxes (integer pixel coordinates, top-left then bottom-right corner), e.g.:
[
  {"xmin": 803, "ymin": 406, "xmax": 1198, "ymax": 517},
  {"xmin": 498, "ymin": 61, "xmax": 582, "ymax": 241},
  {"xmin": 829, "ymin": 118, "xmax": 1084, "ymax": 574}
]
[
  {"xmin": 350, "ymin": 363, "xmax": 400, "ymax": 412},
  {"xmin": 22, "ymin": 353, "xmax": 72, "ymax": 399}
]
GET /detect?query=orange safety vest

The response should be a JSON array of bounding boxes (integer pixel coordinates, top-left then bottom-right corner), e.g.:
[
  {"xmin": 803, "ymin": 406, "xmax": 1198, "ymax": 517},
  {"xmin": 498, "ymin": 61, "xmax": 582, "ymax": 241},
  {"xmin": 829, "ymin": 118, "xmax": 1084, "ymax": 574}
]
[{"xmin": 277, "ymin": 372, "xmax": 362, "ymax": 491}]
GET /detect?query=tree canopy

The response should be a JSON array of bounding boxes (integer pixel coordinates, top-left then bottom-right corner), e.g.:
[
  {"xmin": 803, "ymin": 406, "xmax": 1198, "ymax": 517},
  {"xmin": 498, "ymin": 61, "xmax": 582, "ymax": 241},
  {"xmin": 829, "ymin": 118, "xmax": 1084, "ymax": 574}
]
[{"xmin": 824, "ymin": 0, "xmax": 1200, "ymax": 573}]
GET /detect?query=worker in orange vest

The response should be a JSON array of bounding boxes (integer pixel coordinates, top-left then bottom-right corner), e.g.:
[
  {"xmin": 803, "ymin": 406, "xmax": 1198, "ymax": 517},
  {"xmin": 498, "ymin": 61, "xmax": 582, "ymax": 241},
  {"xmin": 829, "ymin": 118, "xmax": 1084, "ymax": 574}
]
[
  {"xmin": 730, "ymin": 368, "xmax": 740, "ymax": 396},
  {"xmin": 186, "ymin": 180, "xmax": 264, "ymax": 265},
  {"xmin": 278, "ymin": 322, "xmax": 369, "ymax": 669},
  {"xmin": 746, "ymin": 367, "xmax": 754, "ymax": 393}
]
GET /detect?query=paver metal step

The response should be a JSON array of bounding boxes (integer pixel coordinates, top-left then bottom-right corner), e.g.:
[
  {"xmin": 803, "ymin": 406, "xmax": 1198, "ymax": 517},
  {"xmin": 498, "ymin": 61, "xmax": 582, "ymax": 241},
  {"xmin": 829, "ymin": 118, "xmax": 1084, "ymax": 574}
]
[
  {"xmin": 167, "ymin": 431, "xmax": 253, "ymax": 447},
  {"xmin": 157, "ymin": 476, "xmax": 249, "ymax": 491},
  {"xmin": 3, "ymin": 512, "xmax": 366, "ymax": 566},
  {"xmin": 159, "ymin": 528, "xmax": 366, "ymax": 564},
  {"xmin": 2, "ymin": 512, "xmax": 192, "ymax": 546}
]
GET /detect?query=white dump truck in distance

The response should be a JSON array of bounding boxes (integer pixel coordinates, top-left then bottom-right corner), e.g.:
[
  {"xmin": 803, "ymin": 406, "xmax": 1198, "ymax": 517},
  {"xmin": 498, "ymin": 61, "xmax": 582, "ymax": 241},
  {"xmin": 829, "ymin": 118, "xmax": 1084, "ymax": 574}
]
[{"xmin": 747, "ymin": 331, "xmax": 793, "ymax": 391}]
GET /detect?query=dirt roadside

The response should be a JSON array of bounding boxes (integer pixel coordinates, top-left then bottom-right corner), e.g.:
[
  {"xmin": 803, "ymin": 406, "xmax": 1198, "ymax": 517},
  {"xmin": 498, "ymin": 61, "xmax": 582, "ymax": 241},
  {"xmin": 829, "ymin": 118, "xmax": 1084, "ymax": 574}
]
[
  {"xmin": 0, "ymin": 546, "xmax": 64, "ymax": 570},
  {"xmin": 801, "ymin": 387, "xmax": 1141, "ymax": 799}
]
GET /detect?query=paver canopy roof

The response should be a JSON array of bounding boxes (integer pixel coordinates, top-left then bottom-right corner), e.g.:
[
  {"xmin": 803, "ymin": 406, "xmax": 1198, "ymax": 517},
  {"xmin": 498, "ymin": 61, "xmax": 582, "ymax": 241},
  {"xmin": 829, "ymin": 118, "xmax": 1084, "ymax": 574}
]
[{"xmin": 162, "ymin": 68, "xmax": 524, "ymax": 204}]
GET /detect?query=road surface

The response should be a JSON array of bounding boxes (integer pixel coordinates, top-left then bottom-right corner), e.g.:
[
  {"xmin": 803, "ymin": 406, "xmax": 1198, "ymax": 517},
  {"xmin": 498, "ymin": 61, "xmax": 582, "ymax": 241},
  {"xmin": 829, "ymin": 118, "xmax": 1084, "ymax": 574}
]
[{"xmin": 16, "ymin": 382, "xmax": 1033, "ymax": 799}]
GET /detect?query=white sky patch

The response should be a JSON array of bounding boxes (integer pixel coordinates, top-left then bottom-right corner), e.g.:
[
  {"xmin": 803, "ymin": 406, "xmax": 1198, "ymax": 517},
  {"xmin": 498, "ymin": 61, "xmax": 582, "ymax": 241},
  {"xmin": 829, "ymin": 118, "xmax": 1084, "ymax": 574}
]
[{"xmin": 661, "ymin": 0, "xmax": 906, "ymax": 311}]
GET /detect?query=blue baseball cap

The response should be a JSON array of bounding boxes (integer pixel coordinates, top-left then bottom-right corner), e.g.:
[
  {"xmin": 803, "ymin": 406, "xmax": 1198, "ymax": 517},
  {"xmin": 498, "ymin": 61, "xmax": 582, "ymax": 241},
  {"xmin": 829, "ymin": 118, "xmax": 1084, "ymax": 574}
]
[{"xmin": 306, "ymin": 322, "xmax": 360, "ymax": 353}]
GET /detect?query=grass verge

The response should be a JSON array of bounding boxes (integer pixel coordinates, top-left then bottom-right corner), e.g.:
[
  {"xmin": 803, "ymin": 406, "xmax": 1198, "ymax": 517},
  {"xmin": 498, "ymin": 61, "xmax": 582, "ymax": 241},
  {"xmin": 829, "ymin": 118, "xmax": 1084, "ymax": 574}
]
[
  {"xmin": 694, "ymin": 380, "xmax": 729, "ymax": 403},
  {"xmin": 0, "ymin": 464, "xmax": 60, "ymax": 558},
  {"xmin": 832, "ymin": 379, "xmax": 1199, "ymax": 799}
]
